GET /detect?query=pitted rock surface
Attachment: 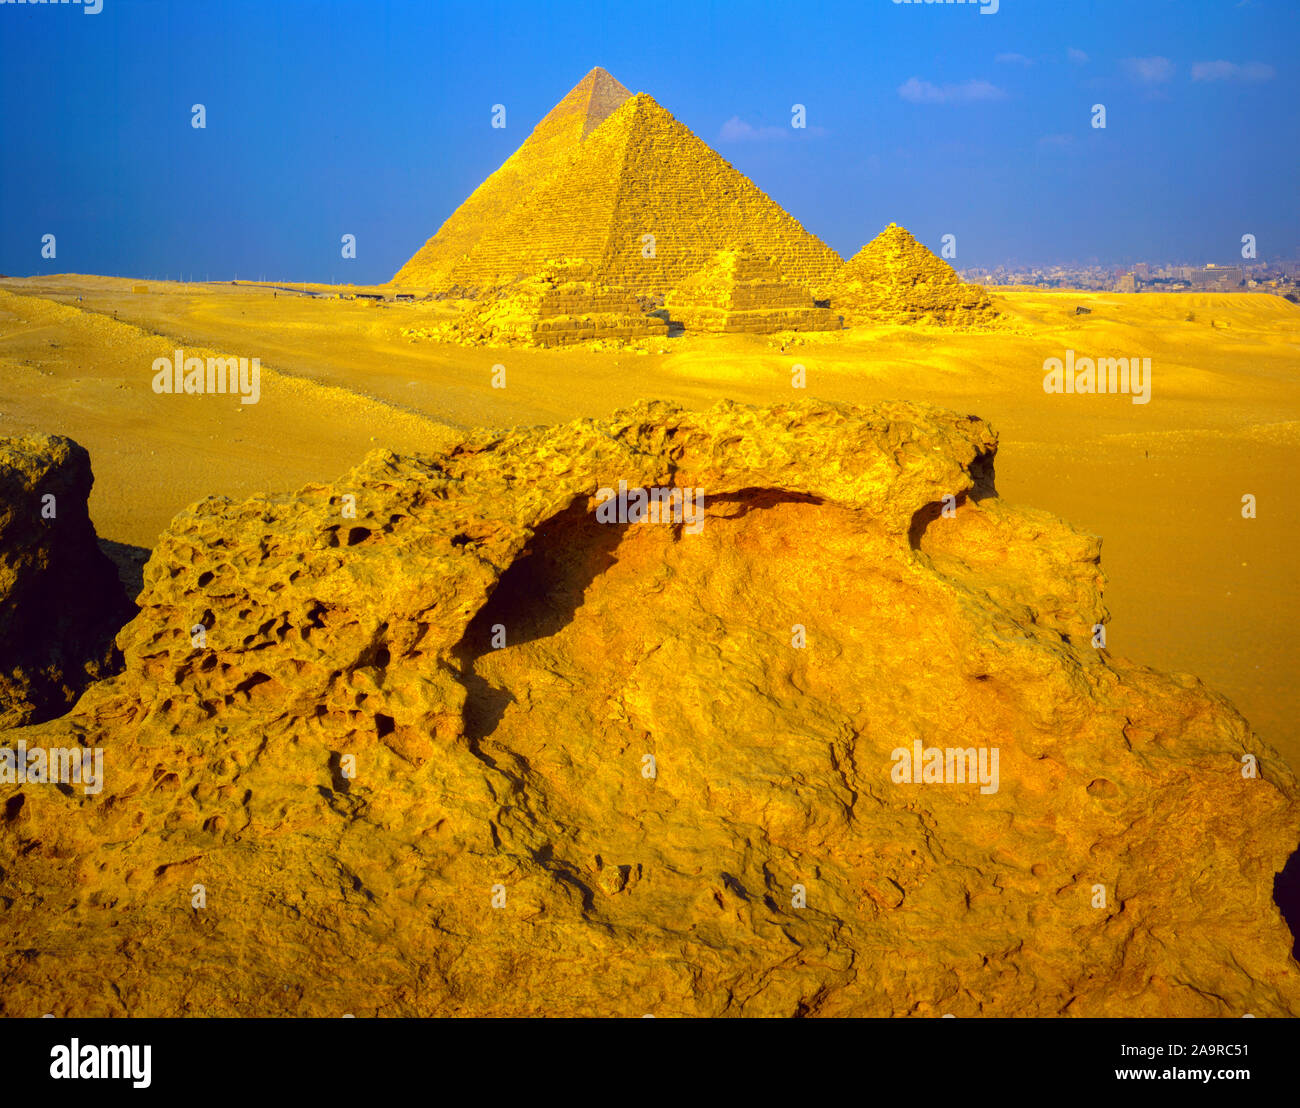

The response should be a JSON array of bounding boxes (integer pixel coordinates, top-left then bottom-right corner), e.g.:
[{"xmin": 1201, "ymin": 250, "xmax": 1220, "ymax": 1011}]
[{"xmin": 1, "ymin": 401, "xmax": 1295, "ymax": 1016}]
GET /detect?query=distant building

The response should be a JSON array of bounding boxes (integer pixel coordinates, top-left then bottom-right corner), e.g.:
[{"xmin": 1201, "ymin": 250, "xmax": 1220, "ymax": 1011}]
[{"xmin": 1188, "ymin": 265, "xmax": 1243, "ymax": 291}]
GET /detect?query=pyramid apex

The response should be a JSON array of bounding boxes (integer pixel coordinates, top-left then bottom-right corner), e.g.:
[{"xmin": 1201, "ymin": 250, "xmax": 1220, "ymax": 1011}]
[
  {"xmin": 623, "ymin": 91, "xmax": 674, "ymax": 117},
  {"xmin": 588, "ymin": 91, "xmax": 674, "ymax": 134},
  {"xmin": 575, "ymin": 66, "xmax": 629, "ymax": 93},
  {"xmin": 520, "ymin": 67, "xmax": 634, "ymax": 144}
]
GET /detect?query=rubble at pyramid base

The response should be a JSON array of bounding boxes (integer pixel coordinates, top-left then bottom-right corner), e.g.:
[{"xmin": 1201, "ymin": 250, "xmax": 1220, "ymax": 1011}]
[
  {"xmin": 660, "ymin": 248, "xmax": 842, "ymax": 336},
  {"xmin": 533, "ymin": 313, "xmax": 670, "ymax": 346},
  {"xmin": 403, "ymin": 259, "xmax": 671, "ymax": 349},
  {"xmin": 403, "ymin": 312, "xmax": 669, "ymax": 350},
  {"xmin": 669, "ymin": 305, "xmax": 841, "ymax": 334},
  {"xmin": 837, "ymin": 302, "xmax": 1002, "ymax": 330},
  {"xmin": 833, "ymin": 280, "xmax": 1000, "ymax": 329}
]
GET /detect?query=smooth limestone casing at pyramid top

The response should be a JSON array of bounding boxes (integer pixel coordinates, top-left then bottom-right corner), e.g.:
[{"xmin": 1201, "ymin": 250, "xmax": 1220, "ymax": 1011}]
[
  {"xmin": 394, "ymin": 68, "xmax": 844, "ymax": 297},
  {"xmin": 394, "ymin": 68, "xmax": 634, "ymax": 291}
]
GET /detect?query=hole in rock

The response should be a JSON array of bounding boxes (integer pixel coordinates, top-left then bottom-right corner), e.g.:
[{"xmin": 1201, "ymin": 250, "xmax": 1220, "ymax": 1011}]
[
  {"xmin": 452, "ymin": 490, "xmax": 826, "ymax": 746},
  {"xmin": 908, "ymin": 497, "xmax": 961, "ymax": 552},
  {"xmin": 720, "ymin": 872, "xmax": 751, "ymax": 900},
  {"xmin": 1274, "ymin": 845, "xmax": 1300, "ymax": 961},
  {"xmin": 459, "ymin": 498, "xmax": 629, "ymax": 654},
  {"xmin": 328, "ymin": 752, "xmax": 352, "ymax": 793},
  {"xmin": 452, "ymin": 497, "xmax": 634, "ymax": 745},
  {"xmin": 706, "ymin": 488, "xmax": 821, "ymax": 521},
  {"xmin": 969, "ymin": 451, "xmax": 998, "ymax": 501},
  {"xmin": 906, "ymin": 451, "xmax": 1000, "ymax": 553},
  {"xmin": 346, "ymin": 527, "xmax": 372, "ymax": 546},
  {"xmin": 374, "ymin": 713, "xmax": 395, "ymax": 738},
  {"xmin": 233, "ymin": 672, "xmax": 273, "ymax": 697}
]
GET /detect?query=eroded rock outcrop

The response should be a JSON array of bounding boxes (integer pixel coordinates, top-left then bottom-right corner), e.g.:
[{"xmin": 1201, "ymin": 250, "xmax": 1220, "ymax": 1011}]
[
  {"xmin": 1, "ymin": 401, "xmax": 1295, "ymax": 1016},
  {"xmin": 0, "ymin": 434, "xmax": 133, "ymax": 728}
]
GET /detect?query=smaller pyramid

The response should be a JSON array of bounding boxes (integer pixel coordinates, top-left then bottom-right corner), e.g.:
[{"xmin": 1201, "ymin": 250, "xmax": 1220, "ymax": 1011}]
[
  {"xmin": 403, "ymin": 259, "xmax": 669, "ymax": 348},
  {"xmin": 666, "ymin": 249, "xmax": 839, "ymax": 334},
  {"xmin": 831, "ymin": 224, "xmax": 996, "ymax": 326}
]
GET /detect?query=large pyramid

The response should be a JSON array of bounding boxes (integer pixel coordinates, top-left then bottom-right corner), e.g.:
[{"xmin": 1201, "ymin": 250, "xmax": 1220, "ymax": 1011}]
[
  {"xmin": 394, "ymin": 69, "xmax": 843, "ymax": 296},
  {"xmin": 831, "ymin": 223, "xmax": 996, "ymax": 326},
  {"xmin": 395, "ymin": 67, "xmax": 632, "ymax": 290}
]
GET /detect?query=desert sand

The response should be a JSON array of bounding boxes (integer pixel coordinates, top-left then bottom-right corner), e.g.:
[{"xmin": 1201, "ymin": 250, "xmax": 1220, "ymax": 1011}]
[{"xmin": 2, "ymin": 276, "xmax": 1296, "ymax": 768}]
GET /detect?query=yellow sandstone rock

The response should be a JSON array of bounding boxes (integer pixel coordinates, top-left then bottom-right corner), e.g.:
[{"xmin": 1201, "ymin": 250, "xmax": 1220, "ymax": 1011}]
[
  {"xmin": 0, "ymin": 435, "xmax": 133, "ymax": 728},
  {"xmin": 1, "ymin": 401, "xmax": 1295, "ymax": 1017}
]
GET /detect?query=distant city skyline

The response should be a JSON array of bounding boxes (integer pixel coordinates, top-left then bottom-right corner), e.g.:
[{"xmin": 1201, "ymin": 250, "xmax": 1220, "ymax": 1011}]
[
  {"xmin": 968, "ymin": 254, "xmax": 1300, "ymax": 269},
  {"xmin": 1, "ymin": 0, "xmax": 1296, "ymax": 282},
  {"xmin": 961, "ymin": 258, "xmax": 1300, "ymax": 277}
]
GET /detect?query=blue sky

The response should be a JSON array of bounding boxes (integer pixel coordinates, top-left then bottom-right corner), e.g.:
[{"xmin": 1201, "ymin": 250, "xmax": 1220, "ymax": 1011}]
[{"xmin": 0, "ymin": 0, "xmax": 1295, "ymax": 282}]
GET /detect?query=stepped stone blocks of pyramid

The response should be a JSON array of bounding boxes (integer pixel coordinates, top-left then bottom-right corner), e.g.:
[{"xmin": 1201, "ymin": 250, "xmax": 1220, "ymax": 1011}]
[
  {"xmin": 665, "ymin": 248, "xmax": 841, "ymax": 334},
  {"xmin": 830, "ymin": 223, "xmax": 998, "ymax": 327},
  {"xmin": 394, "ymin": 69, "xmax": 844, "ymax": 302},
  {"xmin": 394, "ymin": 68, "xmax": 633, "ymax": 291},
  {"xmin": 402, "ymin": 259, "xmax": 668, "ymax": 348}
]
